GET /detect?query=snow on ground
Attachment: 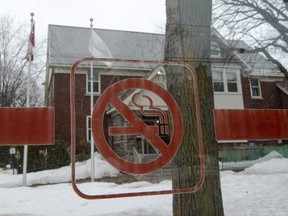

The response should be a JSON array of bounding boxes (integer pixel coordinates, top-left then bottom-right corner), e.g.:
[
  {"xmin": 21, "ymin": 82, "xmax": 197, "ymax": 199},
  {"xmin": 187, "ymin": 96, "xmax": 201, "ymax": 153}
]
[
  {"xmin": 0, "ymin": 153, "xmax": 119, "ymax": 188},
  {"xmin": 0, "ymin": 152, "xmax": 288, "ymax": 216}
]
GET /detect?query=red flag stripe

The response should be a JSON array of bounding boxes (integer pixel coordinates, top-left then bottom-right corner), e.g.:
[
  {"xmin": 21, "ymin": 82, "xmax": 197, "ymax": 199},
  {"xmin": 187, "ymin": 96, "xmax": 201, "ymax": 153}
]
[{"xmin": 29, "ymin": 22, "xmax": 35, "ymax": 47}]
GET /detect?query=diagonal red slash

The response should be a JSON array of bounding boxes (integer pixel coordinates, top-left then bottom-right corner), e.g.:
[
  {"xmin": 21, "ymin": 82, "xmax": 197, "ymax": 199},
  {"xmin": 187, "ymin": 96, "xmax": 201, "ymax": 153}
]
[{"xmin": 108, "ymin": 95, "xmax": 169, "ymax": 154}]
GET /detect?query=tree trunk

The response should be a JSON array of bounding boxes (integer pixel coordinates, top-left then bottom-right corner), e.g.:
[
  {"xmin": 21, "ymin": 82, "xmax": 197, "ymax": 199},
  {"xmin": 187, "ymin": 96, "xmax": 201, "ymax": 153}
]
[{"xmin": 164, "ymin": 0, "xmax": 224, "ymax": 215}]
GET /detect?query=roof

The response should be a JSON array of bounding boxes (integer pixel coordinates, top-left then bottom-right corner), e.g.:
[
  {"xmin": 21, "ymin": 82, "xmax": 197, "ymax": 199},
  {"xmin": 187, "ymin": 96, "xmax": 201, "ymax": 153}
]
[
  {"xmin": 47, "ymin": 25, "xmax": 165, "ymax": 69},
  {"xmin": 47, "ymin": 25, "xmax": 281, "ymax": 75},
  {"xmin": 229, "ymin": 40, "xmax": 280, "ymax": 74}
]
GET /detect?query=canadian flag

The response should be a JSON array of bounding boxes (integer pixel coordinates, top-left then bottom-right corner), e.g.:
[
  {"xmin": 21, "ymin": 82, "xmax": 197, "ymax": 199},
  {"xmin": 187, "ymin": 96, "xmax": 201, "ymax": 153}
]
[
  {"xmin": 29, "ymin": 22, "xmax": 35, "ymax": 47},
  {"xmin": 24, "ymin": 21, "xmax": 35, "ymax": 61}
]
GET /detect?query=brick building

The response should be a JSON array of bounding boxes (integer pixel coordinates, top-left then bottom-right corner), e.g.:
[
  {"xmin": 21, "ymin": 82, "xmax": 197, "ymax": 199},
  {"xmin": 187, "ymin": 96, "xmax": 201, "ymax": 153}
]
[{"xmin": 45, "ymin": 25, "xmax": 287, "ymax": 160}]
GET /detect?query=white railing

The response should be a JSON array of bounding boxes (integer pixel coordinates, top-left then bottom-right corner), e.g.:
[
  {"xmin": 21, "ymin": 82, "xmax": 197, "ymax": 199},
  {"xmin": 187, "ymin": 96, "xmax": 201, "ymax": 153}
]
[{"xmin": 133, "ymin": 148, "xmax": 142, "ymax": 163}]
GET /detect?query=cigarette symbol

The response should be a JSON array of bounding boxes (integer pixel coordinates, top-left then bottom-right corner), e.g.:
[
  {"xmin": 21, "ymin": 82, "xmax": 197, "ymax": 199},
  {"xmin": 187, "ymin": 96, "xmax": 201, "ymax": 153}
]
[{"xmin": 132, "ymin": 93, "xmax": 169, "ymax": 136}]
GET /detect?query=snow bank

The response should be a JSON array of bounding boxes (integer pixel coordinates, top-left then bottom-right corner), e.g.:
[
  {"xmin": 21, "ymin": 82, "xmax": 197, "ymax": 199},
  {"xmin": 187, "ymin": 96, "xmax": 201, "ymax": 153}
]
[
  {"xmin": 0, "ymin": 152, "xmax": 119, "ymax": 187},
  {"xmin": 220, "ymin": 150, "xmax": 284, "ymax": 170},
  {"xmin": 241, "ymin": 157, "xmax": 288, "ymax": 175}
]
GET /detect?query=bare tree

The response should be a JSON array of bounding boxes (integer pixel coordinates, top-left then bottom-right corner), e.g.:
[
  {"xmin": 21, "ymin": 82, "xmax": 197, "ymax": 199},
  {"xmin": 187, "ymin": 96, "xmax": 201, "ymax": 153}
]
[
  {"xmin": 213, "ymin": 0, "xmax": 288, "ymax": 78},
  {"xmin": 0, "ymin": 15, "xmax": 45, "ymax": 107},
  {"xmin": 165, "ymin": 0, "xmax": 224, "ymax": 215}
]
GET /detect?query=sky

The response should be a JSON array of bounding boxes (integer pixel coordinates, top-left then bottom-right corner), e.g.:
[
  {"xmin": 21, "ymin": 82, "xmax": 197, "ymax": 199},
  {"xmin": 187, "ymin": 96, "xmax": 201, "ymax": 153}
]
[
  {"xmin": 0, "ymin": 0, "xmax": 166, "ymax": 40},
  {"xmin": 1, "ymin": 152, "xmax": 288, "ymax": 215}
]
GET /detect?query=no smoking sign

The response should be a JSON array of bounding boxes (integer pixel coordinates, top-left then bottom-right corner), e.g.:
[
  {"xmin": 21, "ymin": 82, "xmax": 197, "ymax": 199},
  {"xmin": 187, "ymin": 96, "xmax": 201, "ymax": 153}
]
[
  {"xmin": 70, "ymin": 58, "xmax": 204, "ymax": 199},
  {"xmin": 92, "ymin": 78, "xmax": 183, "ymax": 175}
]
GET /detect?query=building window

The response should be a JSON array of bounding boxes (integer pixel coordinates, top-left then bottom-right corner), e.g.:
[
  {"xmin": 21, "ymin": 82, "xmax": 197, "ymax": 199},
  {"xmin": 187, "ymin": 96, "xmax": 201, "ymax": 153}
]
[
  {"xmin": 86, "ymin": 71, "xmax": 100, "ymax": 94},
  {"xmin": 226, "ymin": 72, "xmax": 238, "ymax": 92},
  {"xmin": 212, "ymin": 71, "xmax": 224, "ymax": 92},
  {"xmin": 212, "ymin": 71, "xmax": 239, "ymax": 93},
  {"xmin": 211, "ymin": 41, "xmax": 221, "ymax": 56},
  {"xmin": 86, "ymin": 116, "xmax": 91, "ymax": 142},
  {"xmin": 250, "ymin": 78, "xmax": 261, "ymax": 98}
]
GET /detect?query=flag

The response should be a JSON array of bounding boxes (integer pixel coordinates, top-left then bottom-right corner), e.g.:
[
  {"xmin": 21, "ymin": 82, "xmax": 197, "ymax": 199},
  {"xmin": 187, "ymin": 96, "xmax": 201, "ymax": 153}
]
[
  {"xmin": 29, "ymin": 22, "xmax": 35, "ymax": 47},
  {"xmin": 89, "ymin": 29, "xmax": 112, "ymax": 67},
  {"xmin": 24, "ymin": 21, "xmax": 35, "ymax": 61}
]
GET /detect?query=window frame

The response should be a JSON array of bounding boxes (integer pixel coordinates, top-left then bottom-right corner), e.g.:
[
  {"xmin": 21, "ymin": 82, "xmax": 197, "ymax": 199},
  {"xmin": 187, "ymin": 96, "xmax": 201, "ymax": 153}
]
[
  {"xmin": 226, "ymin": 71, "xmax": 238, "ymax": 93},
  {"xmin": 212, "ymin": 70, "xmax": 241, "ymax": 94},
  {"xmin": 211, "ymin": 41, "xmax": 221, "ymax": 57},
  {"xmin": 86, "ymin": 116, "xmax": 92, "ymax": 142},
  {"xmin": 212, "ymin": 71, "xmax": 224, "ymax": 92},
  {"xmin": 86, "ymin": 70, "xmax": 100, "ymax": 95},
  {"xmin": 249, "ymin": 77, "xmax": 262, "ymax": 98}
]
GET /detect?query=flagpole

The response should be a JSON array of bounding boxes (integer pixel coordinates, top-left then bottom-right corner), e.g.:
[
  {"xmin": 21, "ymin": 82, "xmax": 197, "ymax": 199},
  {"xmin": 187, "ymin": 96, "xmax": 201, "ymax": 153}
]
[
  {"xmin": 90, "ymin": 18, "xmax": 95, "ymax": 182},
  {"xmin": 23, "ymin": 12, "xmax": 34, "ymax": 186}
]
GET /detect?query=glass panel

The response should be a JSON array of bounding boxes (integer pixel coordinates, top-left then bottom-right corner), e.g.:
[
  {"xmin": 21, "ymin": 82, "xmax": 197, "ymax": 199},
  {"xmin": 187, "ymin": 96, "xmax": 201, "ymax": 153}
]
[
  {"xmin": 87, "ymin": 81, "xmax": 99, "ymax": 93},
  {"xmin": 88, "ymin": 117, "xmax": 91, "ymax": 128},
  {"xmin": 214, "ymin": 82, "xmax": 224, "ymax": 92},
  {"xmin": 250, "ymin": 78, "xmax": 259, "ymax": 87},
  {"xmin": 226, "ymin": 72, "xmax": 236, "ymax": 81},
  {"xmin": 93, "ymin": 82, "xmax": 99, "ymax": 93},
  {"xmin": 252, "ymin": 87, "xmax": 260, "ymax": 97},
  {"xmin": 212, "ymin": 71, "xmax": 223, "ymax": 81},
  {"xmin": 88, "ymin": 130, "xmax": 91, "ymax": 141},
  {"xmin": 211, "ymin": 49, "xmax": 220, "ymax": 56},
  {"xmin": 87, "ymin": 81, "xmax": 91, "ymax": 92},
  {"xmin": 93, "ymin": 71, "xmax": 99, "ymax": 81},
  {"xmin": 227, "ymin": 83, "xmax": 238, "ymax": 92},
  {"xmin": 87, "ymin": 117, "xmax": 91, "ymax": 141},
  {"xmin": 4, "ymin": 2, "xmax": 288, "ymax": 214},
  {"xmin": 211, "ymin": 41, "xmax": 220, "ymax": 56},
  {"xmin": 88, "ymin": 71, "xmax": 99, "ymax": 81}
]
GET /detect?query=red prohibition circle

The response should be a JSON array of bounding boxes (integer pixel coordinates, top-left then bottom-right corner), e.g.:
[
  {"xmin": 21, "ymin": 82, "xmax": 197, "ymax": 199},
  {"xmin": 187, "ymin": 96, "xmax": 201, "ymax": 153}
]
[{"xmin": 92, "ymin": 78, "xmax": 183, "ymax": 175}]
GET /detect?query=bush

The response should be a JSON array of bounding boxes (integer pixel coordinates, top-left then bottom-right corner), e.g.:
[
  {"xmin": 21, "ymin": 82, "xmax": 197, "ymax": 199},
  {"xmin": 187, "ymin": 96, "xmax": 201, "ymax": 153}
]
[
  {"xmin": 17, "ymin": 139, "xmax": 70, "ymax": 173},
  {"xmin": 4, "ymin": 139, "xmax": 92, "ymax": 174},
  {"xmin": 75, "ymin": 139, "xmax": 91, "ymax": 162}
]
